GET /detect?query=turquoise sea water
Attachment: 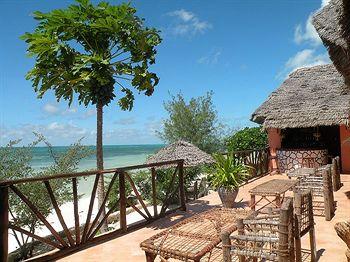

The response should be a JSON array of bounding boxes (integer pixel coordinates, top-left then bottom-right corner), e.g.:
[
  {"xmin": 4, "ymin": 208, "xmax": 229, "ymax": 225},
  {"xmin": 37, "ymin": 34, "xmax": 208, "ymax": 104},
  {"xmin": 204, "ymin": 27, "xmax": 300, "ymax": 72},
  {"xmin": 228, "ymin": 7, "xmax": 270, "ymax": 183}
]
[
  {"xmin": 30, "ymin": 144, "xmax": 164, "ymax": 194},
  {"xmin": 31, "ymin": 144, "xmax": 164, "ymax": 171}
]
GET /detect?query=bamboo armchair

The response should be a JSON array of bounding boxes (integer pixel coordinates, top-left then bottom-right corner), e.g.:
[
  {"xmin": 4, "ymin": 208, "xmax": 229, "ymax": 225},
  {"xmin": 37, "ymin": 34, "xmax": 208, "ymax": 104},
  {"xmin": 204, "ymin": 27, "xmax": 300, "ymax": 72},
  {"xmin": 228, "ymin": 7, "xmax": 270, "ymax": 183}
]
[
  {"xmin": 293, "ymin": 190, "xmax": 316, "ymax": 262},
  {"xmin": 221, "ymin": 198, "xmax": 295, "ymax": 262},
  {"xmin": 294, "ymin": 165, "xmax": 335, "ymax": 220}
]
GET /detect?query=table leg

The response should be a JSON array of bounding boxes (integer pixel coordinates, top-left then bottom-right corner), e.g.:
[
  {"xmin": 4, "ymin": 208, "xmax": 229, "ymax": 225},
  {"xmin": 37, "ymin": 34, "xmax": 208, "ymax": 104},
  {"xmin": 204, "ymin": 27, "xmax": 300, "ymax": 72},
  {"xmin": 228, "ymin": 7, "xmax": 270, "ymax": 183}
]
[
  {"xmin": 275, "ymin": 195, "xmax": 281, "ymax": 208},
  {"xmin": 250, "ymin": 194, "xmax": 256, "ymax": 211},
  {"xmin": 145, "ymin": 251, "xmax": 156, "ymax": 262}
]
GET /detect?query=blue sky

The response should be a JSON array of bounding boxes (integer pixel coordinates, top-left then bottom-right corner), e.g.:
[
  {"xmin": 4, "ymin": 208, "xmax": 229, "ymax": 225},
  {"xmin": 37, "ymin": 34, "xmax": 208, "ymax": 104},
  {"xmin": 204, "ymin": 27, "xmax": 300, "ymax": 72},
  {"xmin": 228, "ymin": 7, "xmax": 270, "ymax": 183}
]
[{"xmin": 0, "ymin": 0, "xmax": 331, "ymax": 146}]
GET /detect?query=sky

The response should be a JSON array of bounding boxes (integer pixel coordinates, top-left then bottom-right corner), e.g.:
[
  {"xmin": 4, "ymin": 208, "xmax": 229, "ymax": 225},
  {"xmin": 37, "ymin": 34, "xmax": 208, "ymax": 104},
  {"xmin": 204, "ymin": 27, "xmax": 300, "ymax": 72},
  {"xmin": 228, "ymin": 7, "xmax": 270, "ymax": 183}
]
[{"xmin": 0, "ymin": 0, "xmax": 331, "ymax": 146}]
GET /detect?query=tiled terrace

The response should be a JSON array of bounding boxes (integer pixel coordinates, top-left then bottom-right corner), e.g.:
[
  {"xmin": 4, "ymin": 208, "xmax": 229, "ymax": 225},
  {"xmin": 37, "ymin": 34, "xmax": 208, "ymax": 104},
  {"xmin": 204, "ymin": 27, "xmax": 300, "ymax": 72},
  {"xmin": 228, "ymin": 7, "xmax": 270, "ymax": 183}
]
[{"xmin": 60, "ymin": 174, "xmax": 350, "ymax": 262}]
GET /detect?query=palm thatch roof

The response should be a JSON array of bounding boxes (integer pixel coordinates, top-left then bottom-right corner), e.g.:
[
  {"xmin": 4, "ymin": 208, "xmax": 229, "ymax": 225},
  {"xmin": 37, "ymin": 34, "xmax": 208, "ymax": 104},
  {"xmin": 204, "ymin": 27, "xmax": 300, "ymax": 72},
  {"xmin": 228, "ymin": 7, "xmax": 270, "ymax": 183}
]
[
  {"xmin": 146, "ymin": 140, "xmax": 214, "ymax": 168},
  {"xmin": 251, "ymin": 64, "xmax": 350, "ymax": 129},
  {"xmin": 313, "ymin": 0, "xmax": 350, "ymax": 84}
]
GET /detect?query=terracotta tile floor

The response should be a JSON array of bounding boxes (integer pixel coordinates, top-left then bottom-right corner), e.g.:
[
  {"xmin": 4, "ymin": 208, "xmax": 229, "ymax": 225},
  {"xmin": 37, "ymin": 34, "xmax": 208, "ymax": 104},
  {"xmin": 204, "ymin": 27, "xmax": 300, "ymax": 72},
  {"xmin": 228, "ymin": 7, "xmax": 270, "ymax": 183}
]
[{"xmin": 60, "ymin": 174, "xmax": 350, "ymax": 262}]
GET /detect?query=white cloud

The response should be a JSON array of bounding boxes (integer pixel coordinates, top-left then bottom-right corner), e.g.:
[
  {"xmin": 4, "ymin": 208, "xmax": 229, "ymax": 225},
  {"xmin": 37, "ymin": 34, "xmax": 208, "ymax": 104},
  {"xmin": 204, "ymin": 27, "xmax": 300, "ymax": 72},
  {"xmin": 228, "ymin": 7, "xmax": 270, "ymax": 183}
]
[
  {"xmin": 114, "ymin": 117, "xmax": 136, "ymax": 125},
  {"xmin": 198, "ymin": 50, "xmax": 221, "ymax": 65},
  {"xmin": 80, "ymin": 109, "xmax": 96, "ymax": 119},
  {"xmin": 42, "ymin": 103, "xmax": 78, "ymax": 117},
  {"xmin": 43, "ymin": 103, "xmax": 60, "ymax": 114},
  {"xmin": 167, "ymin": 9, "xmax": 212, "ymax": 36},
  {"xmin": 0, "ymin": 122, "xmax": 89, "ymax": 146},
  {"xmin": 322, "ymin": 0, "xmax": 331, "ymax": 7},
  {"xmin": 277, "ymin": 49, "xmax": 330, "ymax": 79},
  {"xmin": 294, "ymin": 16, "xmax": 322, "ymax": 46},
  {"xmin": 293, "ymin": 0, "xmax": 330, "ymax": 46}
]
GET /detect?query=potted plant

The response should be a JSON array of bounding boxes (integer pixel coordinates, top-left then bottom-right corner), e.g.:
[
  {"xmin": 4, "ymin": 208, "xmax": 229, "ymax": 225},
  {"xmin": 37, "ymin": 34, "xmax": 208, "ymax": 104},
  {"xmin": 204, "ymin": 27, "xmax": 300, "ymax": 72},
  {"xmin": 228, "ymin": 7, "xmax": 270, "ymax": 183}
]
[{"xmin": 208, "ymin": 153, "xmax": 251, "ymax": 208}]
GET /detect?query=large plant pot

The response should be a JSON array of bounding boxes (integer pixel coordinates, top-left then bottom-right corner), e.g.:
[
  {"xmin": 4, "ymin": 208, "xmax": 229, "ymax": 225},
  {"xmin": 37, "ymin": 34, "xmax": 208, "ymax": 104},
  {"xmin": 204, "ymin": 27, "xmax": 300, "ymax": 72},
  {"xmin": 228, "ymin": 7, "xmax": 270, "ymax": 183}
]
[{"xmin": 218, "ymin": 187, "xmax": 239, "ymax": 208}]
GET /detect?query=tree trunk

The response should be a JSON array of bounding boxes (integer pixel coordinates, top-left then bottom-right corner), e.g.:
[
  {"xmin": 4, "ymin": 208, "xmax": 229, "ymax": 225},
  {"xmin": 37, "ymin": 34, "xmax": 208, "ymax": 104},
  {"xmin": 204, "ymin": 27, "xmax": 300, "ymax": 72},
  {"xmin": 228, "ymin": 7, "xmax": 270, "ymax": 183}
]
[
  {"xmin": 334, "ymin": 221, "xmax": 350, "ymax": 262},
  {"xmin": 96, "ymin": 102, "xmax": 107, "ymax": 232}
]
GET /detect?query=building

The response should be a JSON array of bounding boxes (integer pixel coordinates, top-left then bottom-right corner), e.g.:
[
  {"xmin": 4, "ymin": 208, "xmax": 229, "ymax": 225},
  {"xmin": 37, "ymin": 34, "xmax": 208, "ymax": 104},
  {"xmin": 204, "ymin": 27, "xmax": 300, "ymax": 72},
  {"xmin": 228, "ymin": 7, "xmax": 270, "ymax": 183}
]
[{"xmin": 251, "ymin": 64, "xmax": 350, "ymax": 173}]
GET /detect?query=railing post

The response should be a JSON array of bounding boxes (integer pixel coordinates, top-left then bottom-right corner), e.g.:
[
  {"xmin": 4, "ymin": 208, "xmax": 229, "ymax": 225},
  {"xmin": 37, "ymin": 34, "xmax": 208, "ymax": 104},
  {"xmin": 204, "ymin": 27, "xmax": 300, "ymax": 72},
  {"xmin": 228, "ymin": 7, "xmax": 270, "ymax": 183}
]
[
  {"xmin": 0, "ymin": 186, "xmax": 8, "ymax": 262},
  {"xmin": 178, "ymin": 160, "xmax": 186, "ymax": 211},
  {"xmin": 322, "ymin": 166, "xmax": 334, "ymax": 221},
  {"xmin": 119, "ymin": 172, "xmax": 127, "ymax": 232},
  {"xmin": 221, "ymin": 230, "xmax": 232, "ymax": 262},
  {"xmin": 151, "ymin": 167, "xmax": 158, "ymax": 218}
]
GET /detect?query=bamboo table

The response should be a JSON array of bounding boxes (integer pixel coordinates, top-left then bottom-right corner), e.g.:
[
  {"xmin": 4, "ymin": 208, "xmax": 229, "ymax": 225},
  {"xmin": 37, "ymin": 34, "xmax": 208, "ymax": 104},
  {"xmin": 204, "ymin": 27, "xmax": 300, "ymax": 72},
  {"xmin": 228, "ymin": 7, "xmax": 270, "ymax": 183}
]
[
  {"xmin": 140, "ymin": 208, "xmax": 253, "ymax": 262},
  {"xmin": 249, "ymin": 179, "xmax": 297, "ymax": 211}
]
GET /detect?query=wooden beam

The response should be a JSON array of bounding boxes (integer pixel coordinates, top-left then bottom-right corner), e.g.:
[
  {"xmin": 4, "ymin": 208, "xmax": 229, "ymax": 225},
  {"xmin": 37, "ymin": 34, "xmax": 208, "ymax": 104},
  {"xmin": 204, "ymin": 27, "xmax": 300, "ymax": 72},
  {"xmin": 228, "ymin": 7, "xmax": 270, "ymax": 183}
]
[
  {"xmin": 81, "ymin": 174, "xmax": 100, "ymax": 243},
  {"xmin": 72, "ymin": 178, "xmax": 80, "ymax": 245},
  {"xmin": 178, "ymin": 160, "xmax": 186, "ymax": 211},
  {"xmin": 10, "ymin": 185, "xmax": 68, "ymax": 248},
  {"xmin": 151, "ymin": 168, "xmax": 158, "ymax": 217},
  {"xmin": 0, "ymin": 186, "xmax": 8, "ymax": 262},
  {"xmin": 119, "ymin": 172, "xmax": 127, "ymax": 232},
  {"xmin": 44, "ymin": 181, "xmax": 75, "ymax": 246},
  {"xmin": 124, "ymin": 172, "xmax": 152, "ymax": 218}
]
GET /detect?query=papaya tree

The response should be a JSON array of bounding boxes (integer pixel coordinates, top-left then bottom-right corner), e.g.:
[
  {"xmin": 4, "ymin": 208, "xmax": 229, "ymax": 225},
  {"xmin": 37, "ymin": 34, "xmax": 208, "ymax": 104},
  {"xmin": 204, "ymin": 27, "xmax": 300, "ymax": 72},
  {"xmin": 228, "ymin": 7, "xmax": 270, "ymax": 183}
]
[{"xmin": 21, "ymin": 0, "xmax": 161, "ymax": 230}]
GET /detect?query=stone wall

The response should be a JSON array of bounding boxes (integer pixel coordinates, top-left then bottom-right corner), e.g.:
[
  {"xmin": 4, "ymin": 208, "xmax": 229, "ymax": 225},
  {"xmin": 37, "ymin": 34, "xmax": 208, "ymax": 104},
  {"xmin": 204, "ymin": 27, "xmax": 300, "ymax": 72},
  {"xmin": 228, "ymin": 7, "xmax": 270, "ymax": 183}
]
[{"xmin": 276, "ymin": 149, "xmax": 328, "ymax": 173}]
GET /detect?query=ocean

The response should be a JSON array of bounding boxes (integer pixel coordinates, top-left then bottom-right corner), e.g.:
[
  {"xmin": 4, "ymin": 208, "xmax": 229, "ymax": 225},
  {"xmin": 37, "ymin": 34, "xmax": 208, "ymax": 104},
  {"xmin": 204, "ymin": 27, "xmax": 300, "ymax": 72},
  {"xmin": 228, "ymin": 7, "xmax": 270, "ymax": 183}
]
[
  {"xmin": 30, "ymin": 144, "xmax": 164, "ymax": 194},
  {"xmin": 31, "ymin": 144, "xmax": 164, "ymax": 171}
]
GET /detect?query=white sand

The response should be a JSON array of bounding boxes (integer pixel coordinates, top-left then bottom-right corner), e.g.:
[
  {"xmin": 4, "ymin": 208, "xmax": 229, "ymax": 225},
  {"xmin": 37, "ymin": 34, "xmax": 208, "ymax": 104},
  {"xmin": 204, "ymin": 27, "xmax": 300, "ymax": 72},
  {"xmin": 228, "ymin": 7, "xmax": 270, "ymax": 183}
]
[{"xmin": 9, "ymin": 197, "xmax": 160, "ymax": 253}]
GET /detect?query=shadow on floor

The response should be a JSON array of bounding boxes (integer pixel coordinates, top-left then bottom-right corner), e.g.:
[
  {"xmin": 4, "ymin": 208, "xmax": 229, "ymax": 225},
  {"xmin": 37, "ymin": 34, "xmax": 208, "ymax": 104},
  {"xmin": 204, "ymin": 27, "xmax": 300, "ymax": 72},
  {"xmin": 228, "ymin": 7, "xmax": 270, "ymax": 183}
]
[{"xmin": 146, "ymin": 199, "xmax": 221, "ymax": 230}]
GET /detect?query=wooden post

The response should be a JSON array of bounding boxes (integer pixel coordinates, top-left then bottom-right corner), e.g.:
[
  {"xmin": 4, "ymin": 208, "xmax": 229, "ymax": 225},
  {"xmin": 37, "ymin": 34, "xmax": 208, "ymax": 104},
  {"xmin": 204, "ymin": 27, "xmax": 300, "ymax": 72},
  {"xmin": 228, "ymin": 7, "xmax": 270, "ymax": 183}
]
[
  {"xmin": 151, "ymin": 168, "xmax": 158, "ymax": 218},
  {"xmin": 0, "ymin": 186, "xmax": 8, "ymax": 262},
  {"xmin": 294, "ymin": 193, "xmax": 302, "ymax": 262},
  {"xmin": 332, "ymin": 158, "xmax": 340, "ymax": 191},
  {"xmin": 193, "ymin": 180, "xmax": 198, "ymax": 200},
  {"xmin": 278, "ymin": 199, "xmax": 293, "ymax": 262},
  {"xmin": 322, "ymin": 167, "xmax": 334, "ymax": 221},
  {"xmin": 237, "ymin": 219, "xmax": 246, "ymax": 262},
  {"xmin": 250, "ymin": 194, "xmax": 256, "ymax": 211},
  {"xmin": 221, "ymin": 230, "xmax": 232, "ymax": 262},
  {"xmin": 178, "ymin": 160, "xmax": 186, "ymax": 211},
  {"xmin": 119, "ymin": 172, "xmax": 127, "ymax": 232},
  {"xmin": 305, "ymin": 190, "xmax": 316, "ymax": 262}
]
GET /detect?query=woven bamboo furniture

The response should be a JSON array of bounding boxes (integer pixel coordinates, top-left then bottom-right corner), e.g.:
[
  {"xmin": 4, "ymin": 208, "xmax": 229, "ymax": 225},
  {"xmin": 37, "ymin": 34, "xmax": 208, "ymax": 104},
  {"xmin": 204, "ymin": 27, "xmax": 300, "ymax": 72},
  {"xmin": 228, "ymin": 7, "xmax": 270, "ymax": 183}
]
[
  {"xmin": 288, "ymin": 157, "xmax": 342, "ymax": 192},
  {"xmin": 302, "ymin": 157, "xmax": 316, "ymax": 168},
  {"xmin": 293, "ymin": 190, "xmax": 316, "ymax": 262},
  {"xmin": 140, "ymin": 208, "xmax": 253, "ymax": 262},
  {"xmin": 287, "ymin": 167, "xmax": 316, "ymax": 179},
  {"xmin": 222, "ymin": 198, "xmax": 295, "ymax": 262},
  {"xmin": 294, "ymin": 165, "xmax": 336, "ymax": 221},
  {"xmin": 249, "ymin": 179, "xmax": 297, "ymax": 211}
]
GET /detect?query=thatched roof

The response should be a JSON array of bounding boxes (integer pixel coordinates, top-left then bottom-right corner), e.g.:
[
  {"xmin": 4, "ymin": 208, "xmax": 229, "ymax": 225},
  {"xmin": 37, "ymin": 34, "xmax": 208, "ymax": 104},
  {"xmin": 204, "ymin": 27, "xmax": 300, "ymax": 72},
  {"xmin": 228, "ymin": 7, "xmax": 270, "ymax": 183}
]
[
  {"xmin": 251, "ymin": 64, "xmax": 350, "ymax": 129},
  {"xmin": 313, "ymin": 0, "xmax": 350, "ymax": 84},
  {"xmin": 146, "ymin": 140, "xmax": 214, "ymax": 168}
]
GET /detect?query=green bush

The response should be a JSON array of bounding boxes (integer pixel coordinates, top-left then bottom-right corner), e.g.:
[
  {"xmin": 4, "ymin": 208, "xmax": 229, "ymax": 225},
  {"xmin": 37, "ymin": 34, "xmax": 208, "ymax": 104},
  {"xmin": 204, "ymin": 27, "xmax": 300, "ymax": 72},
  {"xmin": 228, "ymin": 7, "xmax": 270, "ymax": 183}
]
[
  {"xmin": 226, "ymin": 127, "xmax": 267, "ymax": 152},
  {"xmin": 207, "ymin": 153, "xmax": 249, "ymax": 190}
]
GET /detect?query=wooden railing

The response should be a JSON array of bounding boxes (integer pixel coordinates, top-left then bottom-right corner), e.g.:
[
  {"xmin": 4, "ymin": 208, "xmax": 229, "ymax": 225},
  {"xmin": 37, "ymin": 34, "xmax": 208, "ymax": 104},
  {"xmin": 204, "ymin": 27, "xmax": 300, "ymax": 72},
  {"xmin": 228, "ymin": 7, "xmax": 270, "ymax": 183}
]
[
  {"xmin": 0, "ymin": 159, "xmax": 185, "ymax": 261},
  {"xmin": 230, "ymin": 148, "xmax": 270, "ymax": 178}
]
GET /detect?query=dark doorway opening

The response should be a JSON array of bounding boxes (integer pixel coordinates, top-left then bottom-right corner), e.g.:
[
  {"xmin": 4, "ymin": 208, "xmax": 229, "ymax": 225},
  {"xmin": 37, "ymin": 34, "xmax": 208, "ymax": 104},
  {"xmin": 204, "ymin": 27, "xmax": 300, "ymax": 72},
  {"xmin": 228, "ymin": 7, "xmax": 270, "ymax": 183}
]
[{"xmin": 281, "ymin": 126, "xmax": 341, "ymax": 162}]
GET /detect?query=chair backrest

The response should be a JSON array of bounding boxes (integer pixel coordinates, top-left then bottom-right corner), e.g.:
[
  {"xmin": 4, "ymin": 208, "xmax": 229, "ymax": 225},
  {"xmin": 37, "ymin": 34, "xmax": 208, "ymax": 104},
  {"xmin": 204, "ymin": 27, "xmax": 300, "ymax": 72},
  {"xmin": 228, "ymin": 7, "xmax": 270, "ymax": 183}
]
[
  {"xmin": 223, "ymin": 198, "xmax": 294, "ymax": 262},
  {"xmin": 293, "ymin": 190, "xmax": 314, "ymax": 237},
  {"xmin": 302, "ymin": 157, "xmax": 316, "ymax": 168},
  {"xmin": 295, "ymin": 165, "xmax": 335, "ymax": 221}
]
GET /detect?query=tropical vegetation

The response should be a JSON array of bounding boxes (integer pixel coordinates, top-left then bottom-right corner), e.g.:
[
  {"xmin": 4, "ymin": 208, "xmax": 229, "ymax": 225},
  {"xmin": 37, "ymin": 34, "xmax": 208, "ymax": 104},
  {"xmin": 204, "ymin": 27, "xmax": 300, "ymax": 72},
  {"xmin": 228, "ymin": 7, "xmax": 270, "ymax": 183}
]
[
  {"xmin": 158, "ymin": 92, "xmax": 224, "ymax": 153},
  {"xmin": 208, "ymin": 153, "xmax": 249, "ymax": 191},
  {"xmin": 21, "ymin": 0, "xmax": 162, "ymax": 229},
  {"xmin": 226, "ymin": 126, "xmax": 267, "ymax": 152},
  {"xmin": 0, "ymin": 134, "xmax": 92, "ymax": 260}
]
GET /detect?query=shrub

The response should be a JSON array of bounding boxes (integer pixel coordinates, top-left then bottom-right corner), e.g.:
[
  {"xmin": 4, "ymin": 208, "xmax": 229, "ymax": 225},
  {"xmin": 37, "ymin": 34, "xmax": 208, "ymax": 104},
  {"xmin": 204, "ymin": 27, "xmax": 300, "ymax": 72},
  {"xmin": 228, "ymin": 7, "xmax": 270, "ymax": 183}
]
[{"xmin": 226, "ymin": 127, "xmax": 267, "ymax": 152}]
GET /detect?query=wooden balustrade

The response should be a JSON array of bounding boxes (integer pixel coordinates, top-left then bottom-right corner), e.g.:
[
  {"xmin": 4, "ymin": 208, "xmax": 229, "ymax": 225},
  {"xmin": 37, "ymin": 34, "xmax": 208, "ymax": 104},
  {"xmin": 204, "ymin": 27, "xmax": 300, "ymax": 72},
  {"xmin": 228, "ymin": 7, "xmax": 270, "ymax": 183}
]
[
  {"xmin": 225, "ymin": 148, "xmax": 270, "ymax": 179},
  {"xmin": 0, "ymin": 159, "xmax": 185, "ymax": 262}
]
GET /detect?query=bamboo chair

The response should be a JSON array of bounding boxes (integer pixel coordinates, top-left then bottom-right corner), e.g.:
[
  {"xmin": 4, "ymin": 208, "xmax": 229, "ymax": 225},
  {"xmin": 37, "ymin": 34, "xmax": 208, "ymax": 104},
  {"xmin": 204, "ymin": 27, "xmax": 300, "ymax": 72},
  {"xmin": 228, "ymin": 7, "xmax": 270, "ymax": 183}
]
[
  {"xmin": 301, "ymin": 157, "xmax": 316, "ymax": 168},
  {"xmin": 293, "ymin": 190, "xmax": 316, "ymax": 262},
  {"xmin": 221, "ymin": 198, "xmax": 295, "ymax": 262},
  {"xmin": 294, "ymin": 165, "xmax": 335, "ymax": 221}
]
